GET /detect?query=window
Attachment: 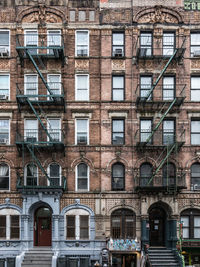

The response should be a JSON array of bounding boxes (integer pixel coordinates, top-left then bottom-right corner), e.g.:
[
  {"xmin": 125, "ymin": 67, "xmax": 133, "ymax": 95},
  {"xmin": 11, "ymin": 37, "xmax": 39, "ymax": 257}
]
[
  {"xmin": 24, "ymin": 30, "xmax": 38, "ymax": 55},
  {"xmin": 112, "ymin": 32, "xmax": 124, "ymax": 57},
  {"xmin": 163, "ymin": 32, "xmax": 175, "ymax": 56},
  {"xmin": 47, "ymin": 74, "xmax": 61, "ymax": 96},
  {"xmin": 89, "ymin": 11, "xmax": 95, "ymax": 21},
  {"xmin": 191, "ymin": 33, "xmax": 200, "ymax": 57},
  {"xmin": 163, "ymin": 163, "xmax": 176, "ymax": 186},
  {"xmin": 0, "ymin": 163, "xmax": 9, "ymax": 190},
  {"xmin": 191, "ymin": 77, "xmax": 200, "ymax": 101},
  {"xmin": 76, "ymin": 163, "xmax": 89, "ymax": 191},
  {"xmin": 48, "ymin": 163, "xmax": 61, "ymax": 186},
  {"xmin": 0, "ymin": 30, "xmax": 9, "ymax": 56},
  {"xmin": 79, "ymin": 11, "xmax": 86, "ymax": 21},
  {"xmin": 163, "ymin": 76, "xmax": 175, "ymax": 101},
  {"xmin": 111, "ymin": 209, "xmax": 135, "ymax": 239},
  {"xmin": 140, "ymin": 32, "xmax": 152, "ymax": 57},
  {"xmin": 47, "ymin": 30, "xmax": 61, "ymax": 55},
  {"xmin": 140, "ymin": 163, "xmax": 153, "ymax": 186},
  {"xmin": 163, "ymin": 119, "xmax": 175, "ymax": 145},
  {"xmin": 24, "ymin": 74, "xmax": 38, "ymax": 99},
  {"xmin": 112, "ymin": 163, "xmax": 125, "ymax": 191},
  {"xmin": 191, "ymin": 120, "xmax": 200, "ymax": 145},
  {"xmin": 24, "ymin": 119, "xmax": 38, "ymax": 142},
  {"xmin": 191, "ymin": 163, "xmax": 200, "ymax": 190},
  {"xmin": 66, "ymin": 209, "xmax": 90, "ymax": 240},
  {"xmin": 0, "ymin": 74, "xmax": 9, "ymax": 99},
  {"xmin": 0, "ymin": 209, "xmax": 20, "ymax": 240},
  {"xmin": 181, "ymin": 209, "xmax": 200, "ymax": 239},
  {"xmin": 112, "ymin": 119, "xmax": 125, "ymax": 145},
  {"xmin": 112, "ymin": 76, "xmax": 124, "ymax": 101},
  {"xmin": 76, "ymin": 30, "xmax": 89, "ymax": 57},
  {"xmin": 25, "ymin": 163, "xmax": 37, "ymax": 186},
  {"xmin": 75, "ymin": 74, "xmax": 89, "ymax": 101},
  {"xmin": 140, "ymin": 119, "xmax": 152, "ymax": 143},
  {"xmin": 140, "ymin": 76, "xmax": 152, "ymax": 100},
  {"xmin": 47, "ymin": 118, "xmax": 61, "ymax": 142},
  {"xmin": 0, "ymin": 119, "xmax": 9, "ymax": 144},
  {"xmin": 76, "ymin": 119, "xmax": 88, "ymax": 145},
  {"xmin": 69, "ymin": 10, "xmax": 76, "ymax": 22}
]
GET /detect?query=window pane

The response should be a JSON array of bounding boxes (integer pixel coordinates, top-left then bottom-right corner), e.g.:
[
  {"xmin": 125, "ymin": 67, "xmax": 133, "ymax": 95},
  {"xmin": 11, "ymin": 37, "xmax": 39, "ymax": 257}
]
[
  {"xmin": 80, "ymin": 215, "xmax": 89, "ymax": 239},
  {"xmin": 80, "ymin": 258, "xmax": 89, "ymax": 267},
  {"xmin": 191, "ymin": 77, "xmax": 200, "ymax": 89},
  {"xmin": 192, "ymin": 121, "xmax": 200, "ymax": 132},
  {"xmin": 113, "ymin": 90, "xmax": 124, "ymax": 101},
  {"xmin": 0, "ymin": 75, "xmax": 9, "ymax": 96},
  {"xmin": 10, "ymin": 215, "xmax": 20, "ymax": 239},
  {"xmin": 191, "ymin": 34, "xmax": 200, "ymax": 45},
  {"xmin": 183, "ymin": 228, "xmax": 189, "ymax": 238},
  {"xmin": 113, "ymin": 76, "xmax": 124, "ymax": 89},
  {"xmin": 113, "ymin": 33, "xmax": 124, "ymax": 45},
  {"xmin": 67, "ymin": 216, "xmax": 75, "ymax": 238},
  {"xmin": 113, "ymin": 164, "xmax": 124, "ymax": 177},
  {"xmin": 0, "ymin": 215, "xmax": 6, "ymax": 238},
  {"xmin": 113, "ymin": 120, "xmax": 124, "ymax": 132},
  {"xmin": 78, "ymin": 11, "xmax": 86, "ymax": 21},
  {"xmin": 141, "ymin": 33, "xmax": 152, "ymax": 46},
  {"xmin": 77, "ymin": 76, "xmax": 88, "ymax": 89},
  {"xmin": 77, "ymin": 31, "xmax": 88, "ymax": 45},
  {"xmin": 0, "ymin": 163, "xmax": 9, "ymax": 189},
  {"xmin": 78, "ymin": 164, "xmax": 87, "ymax": 177},
  {"xmin": 191, "ymin": 164, "xmax": 200, "ymax": 177},
  {"xmin": 181, "ymin": 216, "xmax": 189, "ymax": 227},
  {"xmin": 191, "ymin": 90, "xmax": 200, "ymax": 101},
  {"xmin": 50, "ymin": 164, "xmax": 60, "ymax": 177},
  {"xmin": 0, "ymin": 32, "xmax": 9, "ymax": 46},
  {"xmin": 77, "ymin": 120, "xmax": 87, "ymax": 132}
]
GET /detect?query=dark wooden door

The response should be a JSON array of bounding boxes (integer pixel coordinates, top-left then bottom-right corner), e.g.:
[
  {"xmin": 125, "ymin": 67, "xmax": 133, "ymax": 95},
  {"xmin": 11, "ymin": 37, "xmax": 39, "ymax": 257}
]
[
  {"xmin": 149, "ymin": 208, "xmax": 165, "ymax": 246},
  {"xmin": 37, "ymin": 217, "xmax": 51, "ymax": 246}
]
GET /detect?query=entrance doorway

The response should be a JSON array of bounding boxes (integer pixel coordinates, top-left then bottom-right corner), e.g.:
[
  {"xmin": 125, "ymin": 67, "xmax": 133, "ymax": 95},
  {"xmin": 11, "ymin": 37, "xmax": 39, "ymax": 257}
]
[
  {"xmin": 149, "ymin": 207, "xmax": 166, "ymax": 246},
  {"xmin": 34, "ymin": 206, "xmax": 52, "ymax": 246},
  {"xmin": 112, "ymin": 254, "xmax": 136, "ymax": 267}
]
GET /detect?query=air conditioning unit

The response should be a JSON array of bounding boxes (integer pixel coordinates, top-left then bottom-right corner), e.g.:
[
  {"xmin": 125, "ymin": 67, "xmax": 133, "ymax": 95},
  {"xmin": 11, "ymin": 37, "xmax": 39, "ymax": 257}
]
[
  {"xmin": 0, "ymin": 47, "xmax": 9, "ymax": 57},
  {"xmin": 0, "ymin": 95, "xmax": 8, "ymax": 100},
  {"xmin": 193, "ymin": 184, "xmax": 200, "ymax": 190},
  {"xmin": 0, "ymin": 138, "xmax": 7, "ymax": 144},
  {"xmin": 78, "ymin": 136, "xmax": 87, "ymax": 144},
  {"xmin": 193, "ymin": 50, "xmax": 200, "ymax": 57},
  {"xmin": 77, "ymin": 49, "xmax": 88, "ymax": 57},
  {"xmin": 114, "ymin": 48, "xmax": 123, "ymax": 57}
]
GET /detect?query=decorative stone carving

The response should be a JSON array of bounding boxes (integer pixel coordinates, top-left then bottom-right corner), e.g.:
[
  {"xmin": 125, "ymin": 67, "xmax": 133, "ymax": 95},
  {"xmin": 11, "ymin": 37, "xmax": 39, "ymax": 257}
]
[
  {"xmin": 75, "ymin": 60, "xmax": 89, "ymax": 70},
  {"xmin": 191, "ymin": 59, "xmax": 200, "ymax": 69},
  {"xmin": 101, "ymin": 9, "xmax": 131, "ymax": 24},
  {"xmin": 112, "ymin": 60, "xmax": 125, "ymax": 71}
]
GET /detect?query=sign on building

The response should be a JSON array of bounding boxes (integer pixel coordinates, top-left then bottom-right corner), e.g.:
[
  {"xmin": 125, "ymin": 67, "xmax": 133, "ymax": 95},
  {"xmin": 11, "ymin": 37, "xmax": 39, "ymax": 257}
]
[{"xmin": 184, "ymin": 0, "xmax": 200, "ymax": 10}]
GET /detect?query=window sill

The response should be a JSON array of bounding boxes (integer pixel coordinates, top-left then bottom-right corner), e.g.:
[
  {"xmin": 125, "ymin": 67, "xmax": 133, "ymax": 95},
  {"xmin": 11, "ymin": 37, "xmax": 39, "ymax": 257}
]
[
  {"xmin": 111, "ymin": 56, "xmax": 126, "ymax": 60},
  {"xmin": 75, "ymin": 56, "xmax": 89, "ymax": 59}
]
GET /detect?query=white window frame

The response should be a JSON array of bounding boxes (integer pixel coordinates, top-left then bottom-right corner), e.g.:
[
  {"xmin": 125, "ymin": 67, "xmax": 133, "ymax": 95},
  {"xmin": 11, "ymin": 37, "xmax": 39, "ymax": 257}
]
[
  {"xmin": 47, "ymin": 118, "xmax": 61, "ymax": 142},
  {"xmin": 75, "ymin": 74, "xmax": 89, "ymax": 101},
  {"xmin": 24, "ymin": 29, "xmax": 38, "ymax": 54},
  {"xmin": 47, "ymin": 163, "xmax": 62, "ymax": 186},
  {"xmin": 191, "ymin": 77, "xmax": 200, "ymax": 102},
  {"xmin": 0, "ymin": 119, "xmax": 10, "ymax": 145},
  {"xmin": 0, "ymin": 29, "xmax": 10, "ymax": 56},
  {"xmin": 47, "ymin": 29, "xmax": 61, "ymax": 54},
  {"xmin": 75, "ymin": 30, "xmax": 89, "ymax": 57},
  {"xmin": 0, "ymin": 73, "xmax": 10, "ymax": 100},
  {"xmin": 75, "ymin": 163, "xmax": 90, "ymax": 192},
  {"xmin": 24, "ymin": 74, "xmax": 38, "ymax": 99},
  {"xmin": 65, "ymin": 209, "xmax": 90, "ymax": 240},
  {"xmin": 75, "ymin": 119, "xmax": 89, "ymax": 145},
  {"xmin": 47, "ymin": 74, "xmax": 61, "ymax": 95},
  {"xmin": 0, "ymin": 163, "xmax": 10, "ymax": 191},
  {"xmin": 24, "ymin": 119, "xmax": 38, "ymax": 142},
  {"xmin": 0, "ymin": 209, "xmax": 20, "ymax": 240},
  {"xmin": 24, "ymin": 163, "xmax": 38, "ymax": 186}
]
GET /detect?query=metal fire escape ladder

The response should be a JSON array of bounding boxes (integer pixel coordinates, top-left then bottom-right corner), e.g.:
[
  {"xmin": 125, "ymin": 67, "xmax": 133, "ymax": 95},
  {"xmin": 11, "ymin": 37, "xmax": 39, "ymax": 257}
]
[{"xmin": 145, "ymin": 49, "xmax": 178, "ymax": 101}]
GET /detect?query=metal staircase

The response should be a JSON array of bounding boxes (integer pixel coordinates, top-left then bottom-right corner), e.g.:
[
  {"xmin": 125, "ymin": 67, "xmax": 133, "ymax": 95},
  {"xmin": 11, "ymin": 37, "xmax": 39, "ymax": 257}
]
[{"xmin": 16, "ymin": 32, "xmax": 66, "ymax": 191}]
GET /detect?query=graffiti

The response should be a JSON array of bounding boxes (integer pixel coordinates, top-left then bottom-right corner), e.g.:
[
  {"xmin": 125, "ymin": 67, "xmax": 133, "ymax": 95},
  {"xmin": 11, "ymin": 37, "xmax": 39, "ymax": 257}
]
[
  {"xmin": 184, "ymin": 0, "xmax": 200, "ymax": 10},
  {"xmin": 108, "ymin": 239, "xmax": 140, "ymax": 251}
]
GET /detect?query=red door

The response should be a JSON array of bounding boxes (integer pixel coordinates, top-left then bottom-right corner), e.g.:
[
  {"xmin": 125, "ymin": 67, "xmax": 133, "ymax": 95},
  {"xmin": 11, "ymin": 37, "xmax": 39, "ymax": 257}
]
[{"xmin": 34, "ymin": 207, "xmax": 52, "ymax": 246}]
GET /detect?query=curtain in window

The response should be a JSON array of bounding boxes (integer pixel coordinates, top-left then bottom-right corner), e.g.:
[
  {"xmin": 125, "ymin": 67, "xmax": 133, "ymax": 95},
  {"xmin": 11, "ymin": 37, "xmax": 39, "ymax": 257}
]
[{"xmin": 0, "ymin": 164, "xmax": 8, "ymax": 176}]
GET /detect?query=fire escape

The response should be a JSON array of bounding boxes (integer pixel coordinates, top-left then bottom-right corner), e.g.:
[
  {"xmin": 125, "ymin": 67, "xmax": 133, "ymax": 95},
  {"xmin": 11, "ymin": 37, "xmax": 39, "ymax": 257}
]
[
  {"xmin": 15, "ymin": 32, "xmax": 66, "ymax": 192},
  {"xmin": 134, "ymin": 33, "xmax": 186, "ymax": 194}
]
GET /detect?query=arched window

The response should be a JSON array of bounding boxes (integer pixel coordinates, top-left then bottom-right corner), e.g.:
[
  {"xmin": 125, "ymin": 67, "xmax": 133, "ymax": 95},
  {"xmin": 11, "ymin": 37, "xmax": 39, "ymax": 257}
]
[
  {"xmin": 191, "ymin": 163, "xmax": 200, "ymax": 190},
  {"xmin": 48, "ymin": 163, "xmax": 61, "ymax": 186},
  {"xmin": 25, "ymin": 163, "xmax": 37, "ymax": 186},
  {"xmin": 76, "ymin": 163, "xmax": 89, "ymax": 191},
  {"xmin": 111, "ymin": 209, "xmax": 136, "ymax": 239},
  {"xmin": 112, "ymin": 163, "xmax": 125, "ymax": 191},
  {"xmin": 140, "ymin": 163, "xmax": 153, "ymax": 186},
  {"xmin": 163, "ymin": 163, "xmax": 176, "ymax": 186},
  {"xmin": 0, "ymin": 208, "xmax": 20, "ymax": 240},
  {"xmin": 181, "ymin": 209, "xmax": 200, "ymax": 239},
  {"xmin": 0, "ymin": 163, "xmax": 9, "ymax": 190}
]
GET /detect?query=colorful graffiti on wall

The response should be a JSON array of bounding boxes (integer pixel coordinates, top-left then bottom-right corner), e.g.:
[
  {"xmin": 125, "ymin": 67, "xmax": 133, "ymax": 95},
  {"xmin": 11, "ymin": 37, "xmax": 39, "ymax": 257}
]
[{"xmin": 108, "ymin": 239, "xmax": 140, "ymax": 251}]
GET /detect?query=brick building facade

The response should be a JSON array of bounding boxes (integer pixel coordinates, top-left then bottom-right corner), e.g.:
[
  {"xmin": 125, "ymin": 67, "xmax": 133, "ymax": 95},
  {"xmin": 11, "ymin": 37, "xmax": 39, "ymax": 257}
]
[{"xmin": 0, "ymin": 0, "xmax": 199, "ymax": 266}]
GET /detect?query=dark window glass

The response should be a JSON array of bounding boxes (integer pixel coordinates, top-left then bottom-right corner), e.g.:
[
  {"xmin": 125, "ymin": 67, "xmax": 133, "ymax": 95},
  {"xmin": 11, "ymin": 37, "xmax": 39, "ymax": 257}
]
[
  {"xmin": 112, "ymin": 32, "xmax": 124, "ymax": 57},
  {"xmin": 26, "ymin": 163, "xmax": 37, "ymax": 186},
  {"xmin": 140, "ymin": 163, "xmax": 153, "ymax": 186},
  {"xmin": 163, "ymin": 120, "xmax": 175, "ymax": 145},
  {"xmin": 10, "ymin": 215, "xmax": 20, "ymax": 239},
  {"xmin": 0, "ymin": 163, "xmax": 9, "ymax": 190},
  {"xmin": 67, "ymin": 215, "xmax": 75, "ymax": 239},
  {"xmin": 77, "ymin": 163, "xmax": 88, "ymax": 190},
  {"xmin": 140, "ymin": 32, "xmax": 152, "ymax": 57},
  {"xmin": 112, "ymin": 119, "xmax": 124, "ymax": 145},
  {"xmin": 163, "ymin": 163, "xmax": 176, "ymax": 186},
  {"xmin": 49, "ymin": 163, "xmax": 60, "ymax": 186},
  {"xmin": 80, "ymin": 215, "xmax": 89, "ymax": 239},
  {"xmin": 112, "ymin": 163, "xmax": 125, "ymax": 191},
  {"xmin": 191, "ymin": 163, "xmax": 200, "ymax": 190},
  {"xmin": 0, "ymin": 215, "xmax": 6, "ymax": 238}
]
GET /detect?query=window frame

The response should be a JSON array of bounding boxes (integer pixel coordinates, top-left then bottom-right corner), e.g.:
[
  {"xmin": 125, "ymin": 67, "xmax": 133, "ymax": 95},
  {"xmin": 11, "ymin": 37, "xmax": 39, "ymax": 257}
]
[
  {"xmin": 24, "ymin": 29, "xmax": 38, "ymax": 55},
  {"xmin": 76, "ymin": 163, "xmax": 90, "ymax": 192},
  {"xmin": 24, "ymin": 163, "xmax": 38, "ymax": 186},
  {"xmin": 47, "ymin": 74, "xmax": 61, "ymax": 96},
  {"xmin": 140, "ymin": 31, "xmax": 153, "ymax": 57},
  {"xmin": 47, "ymin": 29, "xmax": 61, "ymax": 55},
  {"xmin": 191, "ymin": 163, "xmax": 200, "ymax": 190},
  {"xmin": 140, "ymin": 118, "xmax": 152, "ymax": 144},
  {"xmin": 0, "ymin": 209, "xmax": 20, "ymax": 240},
  {"xmin": 24, "ymin": 74, "xmax": 38, "ymax": 99},
  {"xmin": 112, "ymin": 75, "xmax": 125, "ymax": 101},
  {"xmin": 190, "ymin": 32, "xmax": 200, "ymax": 57},
  {"xmin": 47, "ymin": 118, "xmax": 61, "ymax": 142},
  {"xmin": 112, "ymin": 31, "xmax": 125, "ymax": 57},
  {"xmin": 162, "ymin": 75, "xmax": 175, "ymax": 101},
  {"xmin": 111, "ymin": 163, "xmax": 125, "ymax": 191},
  {"xmin": 191, "ymin": 76, "xmax": 200, "ymax": 102},
  {"xmin": 112, "ymin": 118, "xmax": 125, "ymax": 145},
  {"xmin": 162, "ymin": 162, "xmax": 176, "ymax": 186},
  {"xmin": 162, "ymin": 32, "xmax": 175, "ymax": 57},
  {"xmin": 191, "ymin": 119, "xmax": 200, "ymax": 145},
  {"xmin": 0, "ymin": 73, "xmax": 10, "ymax": 100},
  {"xmin": 75, "ymin": 118, "xmax": 89, "ymax": 145},
  {"xmin": 140, "ymin": 162, "xmax": 153, "ymax": 186},
  {"xmin": 48, "ymin": 163, "xmax": 62, "ymax": 186},
  {"xmin": 181, "ymin": 209, "xmax": 200, "ymax": 239},
  {"xmin": 0, "ymin": 30, "xmax": 10, "ymax": 56},
  {"xmin": 162, "ymin": 119, "xmax": 175, "ymax": 145},
  {"xmin": 75, "ymin": 30, "xmax": 89, "ymax": 57},
  {"xmin": 140, "ymin": 75, "xmax": 153, "ymax": 100},
  {"xmin": 0, "ymin": 118, "xmax": 10, "ymax": 145},
  {"xmin": 75, "ymin": 74, "xmax": 89, "ymax": 101},
  {"xmin": 0, "ymin": 163, "xmax": 10, "ymax": 191}
]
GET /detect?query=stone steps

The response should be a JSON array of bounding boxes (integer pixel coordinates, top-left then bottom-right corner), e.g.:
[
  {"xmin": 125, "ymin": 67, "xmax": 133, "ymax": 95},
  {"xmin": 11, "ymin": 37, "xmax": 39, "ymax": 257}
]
[
  {"xmin": 148, "ymin": 247, "xmax": 180, "ymax": 267},
  {"xmin": 21, "ymin": 247, "xmax": 53, "ymax": 267}
]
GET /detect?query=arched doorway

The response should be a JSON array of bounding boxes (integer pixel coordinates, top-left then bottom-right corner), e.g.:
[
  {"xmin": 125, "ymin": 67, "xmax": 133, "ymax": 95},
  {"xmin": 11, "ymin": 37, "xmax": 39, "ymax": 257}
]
[
  {"xmin": 34, "ymin": 206, "xmax": 52, "ymax": 246},
  {"xmin": 149, "ymin": 206, "xmax": 166, "ymax": 246}
]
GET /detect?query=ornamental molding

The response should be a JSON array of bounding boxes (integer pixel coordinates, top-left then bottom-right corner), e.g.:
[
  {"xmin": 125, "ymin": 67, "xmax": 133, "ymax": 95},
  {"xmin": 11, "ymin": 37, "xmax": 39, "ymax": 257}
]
[{"xmin": 133, "ymin": 6, "xmax": 183, "ymax": 24}]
